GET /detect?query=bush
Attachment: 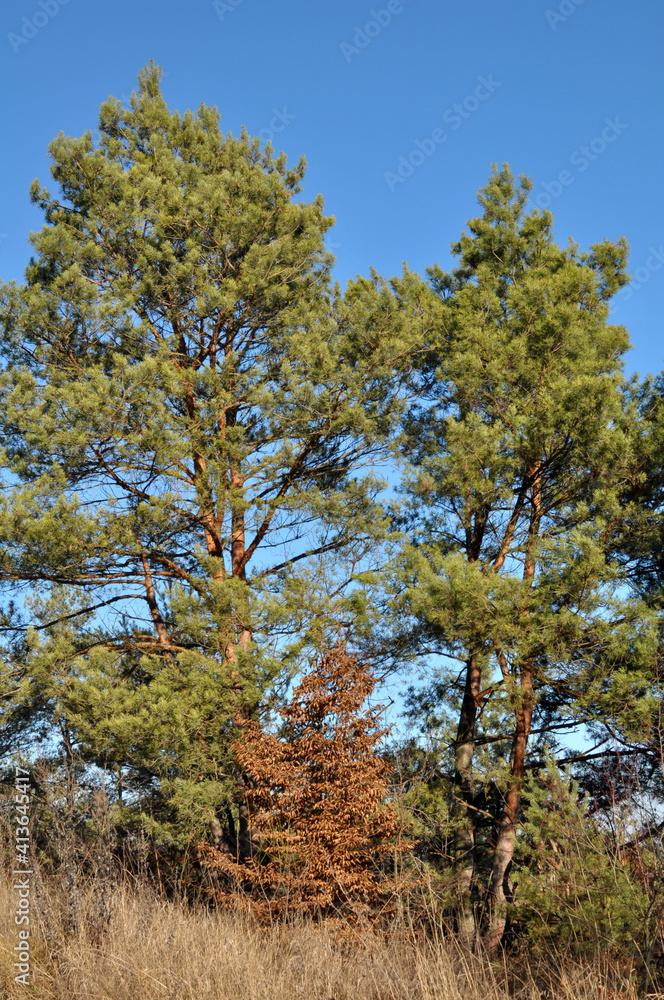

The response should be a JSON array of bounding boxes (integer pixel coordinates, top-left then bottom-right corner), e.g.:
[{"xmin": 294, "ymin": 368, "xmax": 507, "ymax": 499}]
[
  {"xmin": 199, "ymin": 647, "xmax": 415, "ymax": 920},
  {"xmin": 513, "ymin": 758, "xmax": 663, "ymax": 972}
]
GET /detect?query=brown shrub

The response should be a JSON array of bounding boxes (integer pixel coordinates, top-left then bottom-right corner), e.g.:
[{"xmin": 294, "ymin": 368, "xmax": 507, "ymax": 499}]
[{"xmin": 199, "ymin": 647, "xmax": 415, "ymax": 920}]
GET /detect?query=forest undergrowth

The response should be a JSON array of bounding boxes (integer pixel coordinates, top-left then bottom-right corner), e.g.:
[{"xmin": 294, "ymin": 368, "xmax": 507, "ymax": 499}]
[{"xmin": 0, "ymin": 871, "xmax": 649, "ymax": 1000}]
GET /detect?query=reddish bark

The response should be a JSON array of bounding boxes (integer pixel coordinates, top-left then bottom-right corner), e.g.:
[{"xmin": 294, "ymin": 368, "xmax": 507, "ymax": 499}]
[{"xmin": 485, "ymin": 463, "xmax": 541, "ymax": 954}]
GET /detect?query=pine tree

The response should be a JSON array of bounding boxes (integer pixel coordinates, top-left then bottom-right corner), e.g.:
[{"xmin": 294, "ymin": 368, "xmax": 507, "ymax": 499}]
[
  {"xmin": 609, "ymin": 373, "xmax": 664, "ymax": 606},
  {"xmin": 394, "ymin": 165, "xmax": 657, "ymax": 950},
  {"xmin": 515, "ymin": 758, "xmax": 659, "ymax": 961},
  {"xmin": 0, "ymin": 64, "xmax": 416, "ymax": 846}
]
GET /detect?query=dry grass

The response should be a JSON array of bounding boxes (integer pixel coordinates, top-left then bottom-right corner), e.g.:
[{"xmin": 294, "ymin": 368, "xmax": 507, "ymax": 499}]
[{"xmin": 0, "ymin": 874, "xmax": 643, "ymax": 1000}]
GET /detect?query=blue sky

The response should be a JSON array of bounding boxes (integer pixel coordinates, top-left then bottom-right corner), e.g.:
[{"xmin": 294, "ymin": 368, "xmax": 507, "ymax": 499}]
[{"xmin": 0, "ymin": 0, "xmax": 662, "ymax": 378}]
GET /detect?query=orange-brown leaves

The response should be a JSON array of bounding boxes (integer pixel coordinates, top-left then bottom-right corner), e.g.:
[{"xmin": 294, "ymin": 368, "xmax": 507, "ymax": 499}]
[{"xmin": 199, "ymin": 647, "xmax": 413, "ymax": 920}]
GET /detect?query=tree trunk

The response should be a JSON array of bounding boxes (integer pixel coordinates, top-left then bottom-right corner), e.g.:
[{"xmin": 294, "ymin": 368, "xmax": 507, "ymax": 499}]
[
  {"xmin": 484, "ymin": 665, "xmax": 533, "ymax": 954},
  {"xmin": 141, "ymin": 552, "xmax": 172, "ymax": 654},
  {"xmin": 453, "ymin": 651, "xmax": 482, "ymax": 947},
  {"xmin": 485, "ymin": 465, "xmax": 540, "ymax": 954}
]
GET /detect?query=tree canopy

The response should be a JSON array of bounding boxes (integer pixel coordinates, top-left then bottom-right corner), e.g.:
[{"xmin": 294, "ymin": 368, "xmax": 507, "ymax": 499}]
[
  {"xmin": 393, "ymin": 166, "xmax": 659, "ymax": 949},
  {"xmin": 0, "ymin": 68, "xmax": 662, "ymax": 961},
  {"xmin": 0, "ymin": 62, "xmax": 417, "ymax": 842}
]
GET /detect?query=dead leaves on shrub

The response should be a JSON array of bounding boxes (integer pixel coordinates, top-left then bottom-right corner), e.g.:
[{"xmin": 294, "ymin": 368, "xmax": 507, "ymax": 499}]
[{"xmin": 199, "ymin": 647, "xmax": 416, "ymax": 920}]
